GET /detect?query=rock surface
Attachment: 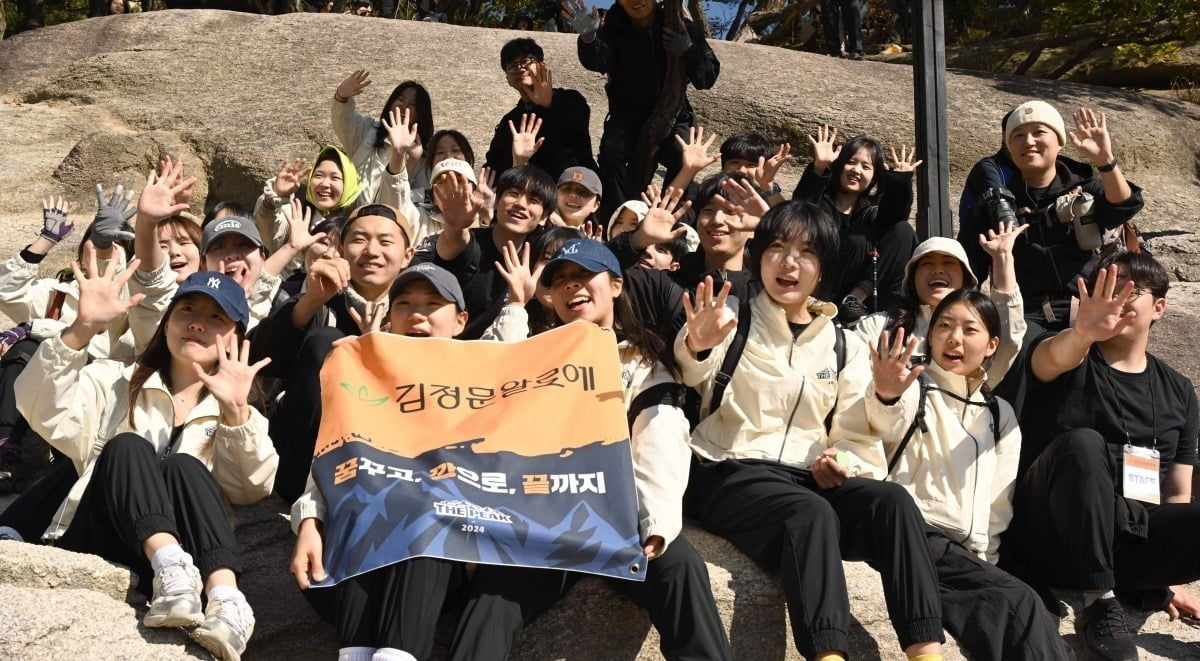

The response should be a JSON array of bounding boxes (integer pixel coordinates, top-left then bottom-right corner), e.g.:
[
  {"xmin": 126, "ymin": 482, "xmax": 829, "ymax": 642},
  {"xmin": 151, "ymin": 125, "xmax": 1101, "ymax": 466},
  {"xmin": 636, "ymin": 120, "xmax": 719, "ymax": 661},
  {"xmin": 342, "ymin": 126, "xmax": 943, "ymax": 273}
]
[{"xmin": 2, "ymin": 10, "xmax": 1200, "ymax": 661}]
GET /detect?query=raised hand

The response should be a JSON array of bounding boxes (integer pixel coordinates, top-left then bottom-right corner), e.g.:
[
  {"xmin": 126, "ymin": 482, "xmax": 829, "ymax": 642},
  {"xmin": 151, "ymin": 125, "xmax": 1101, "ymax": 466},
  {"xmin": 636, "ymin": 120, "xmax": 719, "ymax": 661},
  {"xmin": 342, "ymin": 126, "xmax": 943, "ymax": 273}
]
[
  {"xmin": 495, "ymin": 240, "xmax": 534, "ymax": 306},
  {"xmin": 868, "ymin": 328, "xmax": 924, "ymax": 402},
  {"xmin": 637, "ymin": 185, "xmax": 691, "ymax": 245},
  {"xmin": 1069, "ymin": 107, "xmax": 1114, "ymax": 166},
  {"xmin": 808, "ymin": 124, "xmax": 841, "ymax": 173},
  {"xmin": 283, "ymin": 198, "xmax": 326, "ymax": 252},
  {"xmin": 138, "ymin": 157, "xmax": 197, "ymax": 221},
  {"xmin": 1073, "ymin": 264, "xmax": 1136, "ymax": 345},
  {"xmin": 304, "ymin": 256, "xmax": 352, "ymax": 307},
  {"xmin": 754, "ymin": 142, "xmax": 793, "ymax": 192},
  {"xmin": 682, "ymin": 277, "xmax": 737, "ymax": 354},
  {"xmin": 581, "ymin": 220, "xmax": 604, "ymax": 241},
  {"xmin": 382, "ymin": 107, "xmax": 420, "ymax": 157},
  {"xmin": 978, "ymin": 219, "xmax": 1028, "ymax": 259},
  {"xmin": 291, "ymin": 518, "xmax": 327, "ymax": 590},
  {"xmin": 335, "ymin": 69, "xmax": 371, "ymax": 101},
  {"xmin": 436, "ymin": 172, "xmax": 483, "ymax": 230},
  {"xmin": 471, "ymin": 166, "xmax": 497, "ymax": 219},
  {"xmin": 40, "ymin": 196, "xmax": 74, "ymax": 244},
  {"xmin": 662, "ymin": 26, "xmax": 693, "ymax": 57},
  {"xmin": 714, "ymin": 177, "xmax": 770, "ymax": 232},
  {"xmin": 193, "ymin": 333, "xmax": 272, "ymax": 426},
  {"xmin": 509, "ymin": 113, "xmax": 545, "ymax": 166},
  {"xmin": 70, "ymin": 252, "xmax": 145, "ymax": 337},
  {"xmin": 347, "ymin": 301, "xmax": 388, "ymax": 335},
  {"xmin": 91, "ymin": 183, "xmax": 137, "ymax": 250},
  {"xmin": 674, "ymin": 125, "xmax": 719, "ymax": 174},
  {"xmin": 273, "ymin": 157, "xmax": 310, "ymax": 198},
  {"xmin": 561, "ymin": 0, "xmax": 600, "ymax": 37},
  {"xmin": 526, "ymin": 63, "xmax": 553, "ymax": 108},
  {"xmin": 888, "ymin": 145, "xmax": 923, "ymax": 173}
]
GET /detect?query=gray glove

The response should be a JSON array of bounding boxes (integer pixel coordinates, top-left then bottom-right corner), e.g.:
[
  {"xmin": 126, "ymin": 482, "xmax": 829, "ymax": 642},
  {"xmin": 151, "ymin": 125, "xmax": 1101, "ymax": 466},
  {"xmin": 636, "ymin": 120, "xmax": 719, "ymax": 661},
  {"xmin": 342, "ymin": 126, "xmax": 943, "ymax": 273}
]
[
  {"xmin": 568, "ymin": 7, "xmax": 600, "ymax": 37},
  {"xmin": 663, "ymin": 28, "xmax": 693, "ymax": 57},
  {"xmin": 90, "ymin": 184, "xmax": 136, "ymax": 250}
]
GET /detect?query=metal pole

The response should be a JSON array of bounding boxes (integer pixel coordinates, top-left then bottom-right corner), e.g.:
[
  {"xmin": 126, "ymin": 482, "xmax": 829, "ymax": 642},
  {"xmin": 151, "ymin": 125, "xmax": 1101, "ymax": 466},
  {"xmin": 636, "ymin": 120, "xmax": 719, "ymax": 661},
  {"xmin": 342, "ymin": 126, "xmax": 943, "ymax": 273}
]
[{"xmin": 912, "ymin": 0, "xmax": 952, "ymax": 239}]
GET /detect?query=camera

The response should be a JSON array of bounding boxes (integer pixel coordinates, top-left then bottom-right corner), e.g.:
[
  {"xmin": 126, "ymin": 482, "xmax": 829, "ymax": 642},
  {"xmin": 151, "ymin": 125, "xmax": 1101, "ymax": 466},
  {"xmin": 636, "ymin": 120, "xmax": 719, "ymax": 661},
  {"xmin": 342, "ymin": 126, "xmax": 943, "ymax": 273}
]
[{"xmin": 980, "ymin": 187, "xmax": 1017, "ymax": 230}]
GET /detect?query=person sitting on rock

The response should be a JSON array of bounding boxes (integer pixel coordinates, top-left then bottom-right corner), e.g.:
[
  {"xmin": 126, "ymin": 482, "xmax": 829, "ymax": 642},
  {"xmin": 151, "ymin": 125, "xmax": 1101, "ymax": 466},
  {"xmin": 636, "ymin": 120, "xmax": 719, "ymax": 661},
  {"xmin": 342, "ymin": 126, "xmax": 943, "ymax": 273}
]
[
  {"xmin": 562, "ymin": 0, "xmax": 720, "ymax": 222},
  {"xmin": 15, "ymin": 263, "xmax": 276, "ymax": 661},
  {"xmin": 449, "ymin": 239, "xmax": 732, "ymax": 661},
  {"xmin": 791, "ymin": 125, "xmax": 921, "ymax": 326},
  {"xmin": 248, "ymin": 203, "xmax": 415, "ymax": 503},
  {"xmin": 1001, "ymin": 251, "xmax": 1200, "ymax": 661},
  {"xmin": 290, "ymin": 263, "xmax": 470, "ymax": 661},
  {"xmin": 677, "ymin": 201, "xmax": 946, "ymax": 661},
  {"xmin": 667, "ymin": 128, "xmax": 791, "ymax": 208},
  {"xmin": 552, "ymin": 166, "xmax": 602, "ymax": 228},
  {"xmin": 483, "ymin": 38, "xmax": 598, "ymax": 181},
  {"xmin": 332, "ymin": 71, "xmax": 435, "ymax": 203},
  {"xmin": 606, "ymin": 199, "xmax": 648, "ymax": 241},
  {"xmin": 868, "ymin": 288, "xmax": 1071, "ymax": 659},
  {"xmin": 956, "ymin": 101, "xmax": 1144, "ymax": 333}
]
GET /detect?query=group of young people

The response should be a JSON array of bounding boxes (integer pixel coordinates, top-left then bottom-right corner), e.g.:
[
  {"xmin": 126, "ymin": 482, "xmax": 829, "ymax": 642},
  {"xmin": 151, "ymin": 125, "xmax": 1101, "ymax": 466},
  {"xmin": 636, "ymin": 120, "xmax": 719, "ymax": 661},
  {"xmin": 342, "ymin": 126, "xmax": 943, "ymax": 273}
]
[{"xmin": 0, "ymin": 2, "xmax": 1196, "ymax": 661}]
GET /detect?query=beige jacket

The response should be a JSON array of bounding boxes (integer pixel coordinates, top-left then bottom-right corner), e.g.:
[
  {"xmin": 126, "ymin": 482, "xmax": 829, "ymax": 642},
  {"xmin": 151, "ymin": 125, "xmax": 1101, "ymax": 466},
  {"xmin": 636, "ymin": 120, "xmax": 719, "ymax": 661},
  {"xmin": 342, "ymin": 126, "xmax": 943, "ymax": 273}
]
[
  {"xmin": 674, "ymin": 291, "xmax": 888, "ymax": 478},
  {"xmin": 16, "ymin": 334, "xmax": 278, "ymax": 541},
  {"xmin": 868, "ymin": 361, "xmax": 1020, "ymax": 563},
  {"xmin": 0, "ymin": 254, "xmax": 135, "ymax": 361},
  {"xmin": 330, "ymin": 95, "xmax": 431, "ymax": 206},
  {"xmin": 854, "ymin": 286, "xmax": 1026, "ymax": 386}
]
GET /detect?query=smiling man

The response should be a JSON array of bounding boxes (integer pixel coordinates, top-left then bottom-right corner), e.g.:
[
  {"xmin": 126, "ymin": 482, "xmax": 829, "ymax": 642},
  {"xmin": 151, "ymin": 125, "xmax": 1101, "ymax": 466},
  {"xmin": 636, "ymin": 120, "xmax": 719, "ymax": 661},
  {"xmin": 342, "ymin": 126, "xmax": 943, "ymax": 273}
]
[{"xmin": 956, "ymin": 101, "xmax": 1143, "ymax": 331}]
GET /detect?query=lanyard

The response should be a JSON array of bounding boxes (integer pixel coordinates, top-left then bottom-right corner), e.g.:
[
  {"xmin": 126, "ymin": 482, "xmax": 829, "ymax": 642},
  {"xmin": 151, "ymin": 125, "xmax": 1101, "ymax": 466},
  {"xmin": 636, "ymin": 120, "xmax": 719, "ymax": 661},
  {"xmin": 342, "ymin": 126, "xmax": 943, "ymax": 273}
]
[{"xmin": 1099, "ymin": 352, "xmax": 1157, "ymax": 450}]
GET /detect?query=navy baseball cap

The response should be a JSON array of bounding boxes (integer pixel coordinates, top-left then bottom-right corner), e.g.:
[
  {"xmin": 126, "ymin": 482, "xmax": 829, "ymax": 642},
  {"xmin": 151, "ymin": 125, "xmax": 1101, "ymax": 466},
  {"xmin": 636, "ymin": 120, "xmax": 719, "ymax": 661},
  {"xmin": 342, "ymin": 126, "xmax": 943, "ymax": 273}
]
[
  {"xmin": 539, "ymin": 239, "xmax": 622, "ymax": 287},
  {"xmin": 389, "ymin": 262, "xmax": 466, "ymax": 311},
  {"xmin": 172, "ymin": 271, "xmax": 251, "ymax": 329},
  {"xmin": 201, "ymin": 215, "xmax": 265, "ymax": 255}
]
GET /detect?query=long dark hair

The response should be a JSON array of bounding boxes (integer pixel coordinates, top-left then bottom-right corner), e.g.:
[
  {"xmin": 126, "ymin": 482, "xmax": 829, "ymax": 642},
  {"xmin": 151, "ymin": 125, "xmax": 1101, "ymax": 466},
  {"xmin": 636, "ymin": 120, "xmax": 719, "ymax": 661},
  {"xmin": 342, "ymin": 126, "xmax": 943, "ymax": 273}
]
[
  {"xmin": 127, "ymin": 295, "xmax": 247, "ymax": 427},
  {"xmin": 424, "ymin": 129, "xmax": 476, "ymax": 173},
  {"xmin": 374, "ymin": 81, "xmax": 434, "ymax": 150},
  {"xmin": 827, "ymin": 135, "xmax": 887, "ymax": 202}
]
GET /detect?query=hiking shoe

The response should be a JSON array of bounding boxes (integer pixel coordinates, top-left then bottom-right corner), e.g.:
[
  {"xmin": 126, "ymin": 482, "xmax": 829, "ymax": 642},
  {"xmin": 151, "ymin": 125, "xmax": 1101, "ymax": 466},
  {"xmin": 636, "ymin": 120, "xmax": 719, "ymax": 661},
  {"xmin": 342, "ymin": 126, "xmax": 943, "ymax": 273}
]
[
  {"xmin": 192, "ymin": 595, "xmax": 255, "ymax": 661},
  {"xmin": 1074, "ymin": 597, "xmax": 1138, "ymax": 661},
  {"xmin": 143, "ymin": 559, "xmax": 203, "ymax": 628},
  {"xmin": 837, "ymin": 294, "xmax": 870, "ymax": 326}
]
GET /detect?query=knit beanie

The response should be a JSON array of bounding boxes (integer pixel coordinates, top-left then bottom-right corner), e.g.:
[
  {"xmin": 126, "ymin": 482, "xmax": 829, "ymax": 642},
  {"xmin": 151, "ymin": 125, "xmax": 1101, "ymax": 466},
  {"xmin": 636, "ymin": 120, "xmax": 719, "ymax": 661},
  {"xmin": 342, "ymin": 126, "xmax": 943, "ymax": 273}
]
[{"xmin": 1004, "ymin": 101, "xmax": 1066, "ymax": 146}]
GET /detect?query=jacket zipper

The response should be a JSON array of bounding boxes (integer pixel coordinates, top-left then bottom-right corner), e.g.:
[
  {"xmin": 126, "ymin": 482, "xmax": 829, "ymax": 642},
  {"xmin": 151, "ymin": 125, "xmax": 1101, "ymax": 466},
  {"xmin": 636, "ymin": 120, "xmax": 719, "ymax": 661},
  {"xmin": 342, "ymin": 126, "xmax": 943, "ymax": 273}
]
[
  {"xmin": 778, "ymin": 334, "xmax": 805, "ymax": 463},
  {"xmin": 960, "ymin": 400, "xmax": 981, "ymax": 546}
]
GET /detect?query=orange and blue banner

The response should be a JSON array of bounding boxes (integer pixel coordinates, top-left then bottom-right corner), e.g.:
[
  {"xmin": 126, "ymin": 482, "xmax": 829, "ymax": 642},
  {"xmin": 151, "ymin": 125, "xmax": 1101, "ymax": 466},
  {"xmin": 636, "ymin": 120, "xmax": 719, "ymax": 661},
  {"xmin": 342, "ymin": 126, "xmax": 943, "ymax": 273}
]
[{"xmin": 310, "ymin": 323, "xmax": 646, "ymax": 586}]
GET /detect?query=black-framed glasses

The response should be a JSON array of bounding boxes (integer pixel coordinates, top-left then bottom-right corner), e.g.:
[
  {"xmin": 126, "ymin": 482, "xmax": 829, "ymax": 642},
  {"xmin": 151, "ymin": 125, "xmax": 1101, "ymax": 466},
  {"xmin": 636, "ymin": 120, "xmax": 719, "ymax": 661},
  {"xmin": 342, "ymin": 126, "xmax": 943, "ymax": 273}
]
[{"xmin": 504, "ymin": 57, "xmax": 541, "ymax": 75}]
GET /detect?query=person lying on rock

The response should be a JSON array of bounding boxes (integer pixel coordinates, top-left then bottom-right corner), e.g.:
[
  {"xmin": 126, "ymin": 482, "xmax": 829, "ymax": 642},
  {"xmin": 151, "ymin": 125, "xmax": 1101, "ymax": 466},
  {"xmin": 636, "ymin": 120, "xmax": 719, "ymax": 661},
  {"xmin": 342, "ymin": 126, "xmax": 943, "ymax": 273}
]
[
  {"xmin": 677, "ymin": 201, "xmax": 946, "ymax": 661},
  {"xmin": 791, "ymin": 125, "xmax": 921, "ymax": 326},
  {"xmin": 1001, "ymin": 251, "xmax": 1200, "ymax": 661},
  {"xmin": 483, "ymin": 38, "xmax": 598, "ymax": 181},
  {"xmin": 868, "ymin": 288, "xmax": 1071, "ymax": 659},
  {"xmin": 447, "ymin": 239, "xmax": 732, "ymax": 661},
  {"xmin": 290, "ymin": 263, "xmax": 470, "ymax": 661},
  {"xmin": 956, "ymin": 101, "xmax": 1144, "ymax": 334},
  {"xmin": 15, "ymin": 263, "xmax": 276, "ymax": 661}
]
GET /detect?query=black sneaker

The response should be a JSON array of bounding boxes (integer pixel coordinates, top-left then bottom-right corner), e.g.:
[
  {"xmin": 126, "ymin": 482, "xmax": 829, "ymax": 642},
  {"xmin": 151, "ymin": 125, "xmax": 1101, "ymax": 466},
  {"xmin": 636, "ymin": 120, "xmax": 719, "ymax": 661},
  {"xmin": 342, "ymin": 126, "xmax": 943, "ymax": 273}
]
[
  {"xmin": 1074, "ymin": 597, "xmax": 1138, "ymax": 661},
  {"xmin": 837, "ymin": 295, "xmax": 869, "ymax": 326}
]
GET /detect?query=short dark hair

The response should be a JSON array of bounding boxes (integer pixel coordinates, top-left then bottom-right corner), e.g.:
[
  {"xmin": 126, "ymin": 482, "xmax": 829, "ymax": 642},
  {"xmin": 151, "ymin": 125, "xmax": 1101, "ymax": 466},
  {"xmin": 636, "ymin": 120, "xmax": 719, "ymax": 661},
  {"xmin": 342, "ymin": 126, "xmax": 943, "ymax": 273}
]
[
  {"xmin": 720, "ymin": 132, "xmax": 774, "ymax": 166},
  {"xmin": 375, "ymin": 81, "xmax": 434, "ymax": 150},
  {"xmin": 500, "ymin": 38, "xmax": 544, "ymax": 69},
  {"xmin": 203, "ymin": 201, "xmax": 250, "ymax": 228},
  {"xmin": 1091, "ymin": 251, "xmax": 1169, "ymax": 300},
  {"xmin": 747, "ymin": 201, "xmax": 840, "ymax": 300},
  {"xmin": 494, "ymin": 165, "xmax": 557, "ymax": 220},
  {"xmin": 661, "ymin": 222, "xmax": 690, "ymax": 262},
  {"xmin": 693, "ymin": 172, "xmax": 749, "ymax": 216}
]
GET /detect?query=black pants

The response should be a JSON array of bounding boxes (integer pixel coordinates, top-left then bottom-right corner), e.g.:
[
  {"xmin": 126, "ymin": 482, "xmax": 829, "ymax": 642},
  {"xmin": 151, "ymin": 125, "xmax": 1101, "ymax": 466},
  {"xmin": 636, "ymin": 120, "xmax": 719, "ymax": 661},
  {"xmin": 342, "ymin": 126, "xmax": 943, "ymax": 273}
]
[
  {"xmin": 0, "ymin": 337, "xmax": 50, "ymax": 473},
  {"xmin": 304, "ymin": 557, "xmax": 464, "ymax": 657},
  {"xmin": 822, "ymin": 0, "xmax": 865, "ymax": 54},
  {"xmin": 448, "ymin": 536, "xmax": 731, "ymax": 661},
  {"xmin": 928, "ymin": 530, "xmax": 1069, "ymax": 660},
  {"xmin": 1004, "ymin": 428, "xmax": 1200, "ymax": 599},
  {"xmin": 597, "ymin": 114, "xmax": 690, "ymax": 224},
  {"xmin": 0, "ymin": 456, "xmax": 76, "ymax": 541},
  {"xmin": 270, "ymin": 326, "xmax": 344, "ymax": 503},
  {"xmin": 56, "ymin": 433, "xmax": 242, "ymax": 593},
  {"xmin": 832, "ymin": 220, "xmax": 918, "ymax": 313},
  {"xmin": 684, "ymin": 457, "xmax": 943, "ymax": 657}
]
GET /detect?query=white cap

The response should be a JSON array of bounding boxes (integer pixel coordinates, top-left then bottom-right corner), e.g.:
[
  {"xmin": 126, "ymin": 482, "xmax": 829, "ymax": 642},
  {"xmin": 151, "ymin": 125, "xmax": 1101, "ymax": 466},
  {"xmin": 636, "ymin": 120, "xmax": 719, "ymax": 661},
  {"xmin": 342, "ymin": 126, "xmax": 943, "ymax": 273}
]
[{"xmin": 430, "ymin": 158, "xmax": 477, "ymax": 186}]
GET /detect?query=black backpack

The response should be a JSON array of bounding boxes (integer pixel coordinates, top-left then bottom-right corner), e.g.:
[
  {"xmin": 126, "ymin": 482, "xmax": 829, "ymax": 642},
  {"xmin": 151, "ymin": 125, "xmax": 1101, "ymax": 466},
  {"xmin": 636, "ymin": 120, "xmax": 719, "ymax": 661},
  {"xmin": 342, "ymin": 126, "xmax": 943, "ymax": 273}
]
[{"xmin": 707, "ymin": 298, "xmax": 846, "ymax": 433}]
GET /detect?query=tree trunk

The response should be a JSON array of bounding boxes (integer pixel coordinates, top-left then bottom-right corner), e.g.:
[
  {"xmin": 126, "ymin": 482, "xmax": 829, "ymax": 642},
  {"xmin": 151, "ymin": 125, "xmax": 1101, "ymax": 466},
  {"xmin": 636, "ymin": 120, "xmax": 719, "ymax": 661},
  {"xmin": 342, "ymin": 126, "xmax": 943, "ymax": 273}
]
[
  {"xmin": 1046, "ymin": 36, "xmax": 1105, "ymax": 79},
  {"xmin": 16, "ymin": 0, "xmax": 45, "ymax": 30},
  {"xmin": 0, "ymin": 0, "xmax": 6, "ymax": 40},
  {"xmin": 725, "ymin": 0, "xmax": 755, "ymax": 41},
  {"xmin": 687, "ymin": 0, "xmax": 709, "ymax": 37},
  {"xmin": 631, "ymin": 0, "xmax": 688, "ymax": 191}
]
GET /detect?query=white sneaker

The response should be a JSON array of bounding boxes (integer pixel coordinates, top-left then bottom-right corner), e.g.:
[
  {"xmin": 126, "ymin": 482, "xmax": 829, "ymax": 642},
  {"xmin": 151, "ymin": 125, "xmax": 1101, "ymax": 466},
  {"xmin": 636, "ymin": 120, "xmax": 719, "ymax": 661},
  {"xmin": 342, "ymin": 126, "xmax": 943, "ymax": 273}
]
[
  {"xmin": 192, "ymin": 594, "xmax": 255, "ymax": 661},
  {"xmin": 143, "ymin": 559, "xmax": 204, "ymax": 627}
]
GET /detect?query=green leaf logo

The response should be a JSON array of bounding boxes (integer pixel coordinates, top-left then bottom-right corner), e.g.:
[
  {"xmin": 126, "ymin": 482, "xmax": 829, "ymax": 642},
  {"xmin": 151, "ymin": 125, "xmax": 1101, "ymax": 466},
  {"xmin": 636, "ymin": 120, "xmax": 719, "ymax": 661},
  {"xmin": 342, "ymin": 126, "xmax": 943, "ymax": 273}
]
[{"xmin": 340, "ymin": 382, "xmax": 388, "ymax": 407}]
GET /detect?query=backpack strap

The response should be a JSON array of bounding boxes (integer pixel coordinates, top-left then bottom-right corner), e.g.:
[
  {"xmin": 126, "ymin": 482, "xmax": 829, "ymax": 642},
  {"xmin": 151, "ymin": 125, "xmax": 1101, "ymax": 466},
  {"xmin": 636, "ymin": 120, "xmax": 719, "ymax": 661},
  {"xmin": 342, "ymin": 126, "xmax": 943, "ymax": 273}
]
[
  {"xmin": 822, "ymin": 326, "xmax": 846, "ymax": 435},
  {"xmin": 627, "ymin": 382, "xmax": 688, "ymax": 430},
  {"xmin": 707, "ymin": 297, "xmax": 751, "ymax": 417},
  {"xmin": 987, "ymin": 396, "xmax": 1002, "ymax": 446},
  {"xmin": 887, "ymin": 374, "xmax": 930, "ymax": 476},
  {"xmin": 45, "ymin": 268, "xmax": 74, "ymax": 321}
]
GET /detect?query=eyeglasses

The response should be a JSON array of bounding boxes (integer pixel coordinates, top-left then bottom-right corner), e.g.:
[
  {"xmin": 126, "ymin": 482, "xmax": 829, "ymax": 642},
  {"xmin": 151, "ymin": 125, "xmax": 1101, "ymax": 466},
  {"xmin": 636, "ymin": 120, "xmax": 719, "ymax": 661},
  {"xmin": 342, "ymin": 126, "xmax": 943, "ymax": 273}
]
[{"xmin": 504, "ymin": 57, "xmax": 541, "ymax": 75}]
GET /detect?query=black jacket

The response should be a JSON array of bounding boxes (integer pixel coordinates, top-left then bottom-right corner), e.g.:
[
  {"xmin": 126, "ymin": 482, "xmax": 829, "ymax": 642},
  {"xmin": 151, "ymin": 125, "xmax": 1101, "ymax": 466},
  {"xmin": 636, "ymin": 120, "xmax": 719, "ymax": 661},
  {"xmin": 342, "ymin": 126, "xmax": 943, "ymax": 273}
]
[
  {"xmin": 606, "ymin": 231, "xmax": 754, "ymax": 306},
  {"xmin": 577, "ymin": 2, "xmax": 719, "ymax": 124},
  {"xmin": 956, "ymin": 156, "xmax": 1144, "ymax": 299},
  {"xmin": 484, "ymin": 88, "xmax": 599, "ymax": 179}
]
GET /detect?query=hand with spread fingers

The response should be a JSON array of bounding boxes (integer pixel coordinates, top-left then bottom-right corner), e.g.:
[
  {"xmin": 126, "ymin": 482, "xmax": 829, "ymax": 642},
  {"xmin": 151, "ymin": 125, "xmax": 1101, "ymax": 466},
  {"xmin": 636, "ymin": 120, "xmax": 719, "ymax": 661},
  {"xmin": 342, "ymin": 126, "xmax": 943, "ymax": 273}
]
[
  {"xmin": 868, "ymin": 328, "xmax": 924, "ymax": 403},
  {"xmin": 347, "ymin": 301, "xmax": 389, "ymax": 336},
  {"xmin": 888, "ymin": 145, "xmax": 923, "ymax": 173},
  {"xmin": 335, "ymin": 69, "xmax": 371, "ymax": 101},
  {"xmin": 283, "ymin": 198, "xmax": 326, "ymax": 253},
  {"xmin": 1069, "ymin": 107, "xmax": 1115, "ymax": 167},
  {"xmin": 66, "ymin": 252, "xmax": 145, "ymax": 345},
  {"xmin": 90, "ymin": 183, "xmax": 138, "ymax": 250},
  {"xmin": 754, "ymin": 142, "xmax": 793, "ymax": 193},
  {"xmin": 714, "ymin": 177, "xmax": 770, "ymax": 232},
  {"xmin": 509, "ymin": 113, "xmax": 545, "ymax": 167},
  {"xmin": 1073, "ymin": 265, "xmax": 1137, "ymax": 345},
  {"xmin": 40, "ymin": 196, "xmax": 74, "ymax": 245},
  {"xmin": 675, "ymin": 126, "xmax": 719, "ymax": 174},
  {"xmin": 495, "ymin": 240, "xmax": 535, "ymax": 307},
  {"xmin": 636, "ymin": 185, "xmax": 691, "ymax": 246},
  {"xmin": 561, "ymin": 0, "xmax": 600, "ymax": 39},
  {"xmin": 193, "ymin": 333, "xmax": 272, "ymax": 427},
  {"xmin": 808, "ymin": 124, "xmax": 842, "ymax": 174},
  {"xmin": 273, "ymin": 158, "xmax": 310, "ymax": 198},
  {"xmin": 682, "ymin": 276, "xmax": 737, "ymax": 354}
]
